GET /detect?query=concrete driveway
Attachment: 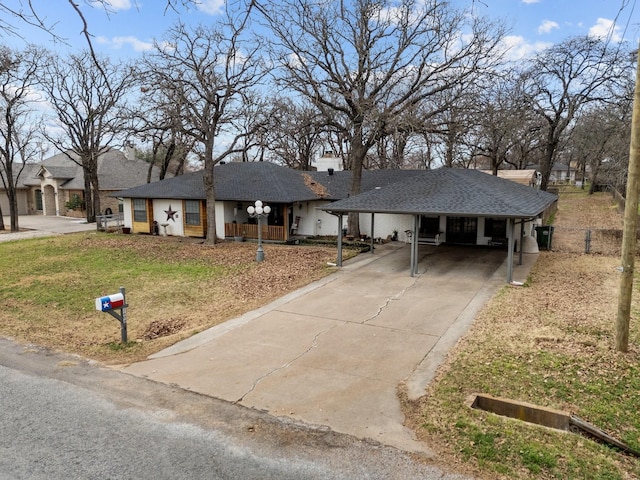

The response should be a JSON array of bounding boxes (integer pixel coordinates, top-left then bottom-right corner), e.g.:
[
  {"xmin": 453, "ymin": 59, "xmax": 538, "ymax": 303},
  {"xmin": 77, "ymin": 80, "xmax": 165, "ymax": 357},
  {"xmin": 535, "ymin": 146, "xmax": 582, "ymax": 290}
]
[
  {"xmin": 123, "ymin": 243, "xmax": 537, "ymax": 455},
  {"xmin": 0, "ymin": 215, "xmax": 95, "ymax": 242}
]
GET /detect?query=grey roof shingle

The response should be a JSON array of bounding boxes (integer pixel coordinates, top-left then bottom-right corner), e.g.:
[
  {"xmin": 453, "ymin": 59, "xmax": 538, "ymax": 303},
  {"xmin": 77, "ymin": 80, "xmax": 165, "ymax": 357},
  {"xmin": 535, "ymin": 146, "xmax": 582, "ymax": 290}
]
[
  {"xmin": 113, "ymin": 163, "xmax": 557, "ymax": 218},
  {"xmin": 41, "ymin": 166, "xmax": 77, "ymax": 179},
  {"xmin": 321, "ymin": 167, "xmax": 557, "ymax": 218},
  {"xmin": 112, "ymin": 162, "xmax": 320, "ymax": 203},
  {"xmin": 307, "ymin": 169, "xmax": 423, "ymax": 200},
  {"xmin": 18, "ymin": 149, "xmax": 163, "ymax": 190}
]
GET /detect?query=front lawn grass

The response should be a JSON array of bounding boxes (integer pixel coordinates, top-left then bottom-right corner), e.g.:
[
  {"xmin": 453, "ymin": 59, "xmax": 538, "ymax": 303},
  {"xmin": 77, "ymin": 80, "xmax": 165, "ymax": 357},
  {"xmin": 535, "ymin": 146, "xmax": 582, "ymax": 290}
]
[{"xmin": 0, "ymin": 232, "xmax": 346, "ymax": 364}]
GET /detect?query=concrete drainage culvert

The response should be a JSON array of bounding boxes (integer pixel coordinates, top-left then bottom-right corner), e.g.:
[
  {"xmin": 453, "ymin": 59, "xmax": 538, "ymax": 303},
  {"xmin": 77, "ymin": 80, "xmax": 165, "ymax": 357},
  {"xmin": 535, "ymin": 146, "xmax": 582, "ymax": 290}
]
[{"xmin": 468, "ymin": 393, "xmax": 640, "ymax": 458}]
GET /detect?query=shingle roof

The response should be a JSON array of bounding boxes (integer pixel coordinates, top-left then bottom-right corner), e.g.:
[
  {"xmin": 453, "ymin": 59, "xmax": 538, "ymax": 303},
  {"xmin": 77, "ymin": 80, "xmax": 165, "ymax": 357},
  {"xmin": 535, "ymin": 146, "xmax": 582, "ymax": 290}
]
[
  {"xmin": 18, "ymin": 149, "xmax": 162, "ymax": 190},
  {"xmin": 112, "ymin": 162, "xmax": 320, "ymax": 203},
  {"xmin": 321, "ymin": 167, "xmax": 557, "ymax": 218},
  {"xmin": 216, "ymin": 162, "xmax": 320, "ymax": 202},
  {"xmin": 41, "ymin": 166, "xmax": 77, "ymax": 180},
  {"xmin": 307, "ymin": 169, "xmax": 423, "ymax": 200},
  {"xmin": 8, "ymin": 164, "xmax": 40, "ymax": 188},
  {"xmin": 113, "ymin": 163, "xmax": 557, "ymax": 218}
]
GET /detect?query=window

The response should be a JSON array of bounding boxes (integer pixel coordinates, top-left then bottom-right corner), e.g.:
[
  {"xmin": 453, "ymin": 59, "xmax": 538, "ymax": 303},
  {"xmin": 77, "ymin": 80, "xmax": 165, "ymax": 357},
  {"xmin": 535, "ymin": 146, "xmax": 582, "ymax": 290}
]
[
  {"xmin": 420, "ymin": 216, "xmax": 439, "ymax": 234},
  {"xmin": 484, "ymin": 219, "xmax": 507, "ymax": 238},
  {"xmin": 446, "ymin": 217, "xmax": 478, "ymax": 244},
  {"xmin": 185, "ymin": 200, "xmax": 200, "ymax": 225},
  {"xmin": 35, "ymin": 189, "xmax": 43, "ymax": 210},
  {"xmin": 133, "ymin": 199, "xmax": 147, "ymax": 222}
]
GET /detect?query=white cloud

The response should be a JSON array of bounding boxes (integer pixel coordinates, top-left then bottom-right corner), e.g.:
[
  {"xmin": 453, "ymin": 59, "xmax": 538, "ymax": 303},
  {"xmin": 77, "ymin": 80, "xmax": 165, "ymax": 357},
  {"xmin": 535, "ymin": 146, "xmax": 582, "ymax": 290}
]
[
  {"xmin": 97, "ymin": 35, "xmax": 153, "ymax": 52},
  {"xmin": 537, "ymin": 20, "xmax": 559, "ymax": 35},
  {"xmin": 521, "ymin": 0, "xmax": 540, "ymax": 4},
  {"xmin": 195, "ymin": 0, "xmax": 225, "ymax": 15},
  {"xmin": 105, "ymin": 0, "xmax": 132, "ymax": 10},
  {"xmin": 501, "ymin": 35, "xmax": 552, "ymax": 61},
  {"xmin": 589, "ymin": 18, "xmax": 622, "ymax": 42}
]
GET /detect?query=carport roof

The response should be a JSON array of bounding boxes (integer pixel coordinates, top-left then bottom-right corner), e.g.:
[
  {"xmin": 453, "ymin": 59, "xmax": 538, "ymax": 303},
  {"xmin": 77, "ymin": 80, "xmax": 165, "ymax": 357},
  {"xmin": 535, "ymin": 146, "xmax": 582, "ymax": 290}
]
[{"xmin": 321, "ymin": 167, "xmax": 557, "ymax": 218}]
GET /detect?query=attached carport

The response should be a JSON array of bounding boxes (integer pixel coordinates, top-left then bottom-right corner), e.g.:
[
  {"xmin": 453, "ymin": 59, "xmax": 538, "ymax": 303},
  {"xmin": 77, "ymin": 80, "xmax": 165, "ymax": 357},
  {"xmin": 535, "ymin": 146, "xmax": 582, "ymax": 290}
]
[{"xmin": 322, "ymin": 168, "xmax": 558, "ymax": 283}]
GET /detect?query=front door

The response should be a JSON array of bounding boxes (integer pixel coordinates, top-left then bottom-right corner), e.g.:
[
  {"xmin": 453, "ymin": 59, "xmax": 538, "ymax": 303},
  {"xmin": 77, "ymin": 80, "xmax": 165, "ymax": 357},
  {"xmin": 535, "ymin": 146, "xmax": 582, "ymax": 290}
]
[{"xmin": 446, "ymin": 217, "xmax": 477, "ymax": 244}]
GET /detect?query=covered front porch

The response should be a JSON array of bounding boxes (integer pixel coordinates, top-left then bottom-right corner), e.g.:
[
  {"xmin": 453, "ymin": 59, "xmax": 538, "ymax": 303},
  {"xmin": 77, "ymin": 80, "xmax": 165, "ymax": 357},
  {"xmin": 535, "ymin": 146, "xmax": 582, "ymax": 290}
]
[{"xmin": 224, "ymin": 222, "xmax": 286, "ymax": 241}]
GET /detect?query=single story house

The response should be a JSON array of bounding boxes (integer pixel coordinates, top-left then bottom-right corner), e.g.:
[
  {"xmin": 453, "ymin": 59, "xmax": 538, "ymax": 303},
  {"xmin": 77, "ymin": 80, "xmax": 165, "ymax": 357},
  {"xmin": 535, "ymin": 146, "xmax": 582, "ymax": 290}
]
[
  {"xmin": 111, "ymin": 162, "xmax": 438, "ymax": 240},
  {"xmin": 112, "ymin": 162, "xmax": 557, "ymax": 262},
  {"xmin": 0, "ymin": 148, "xmax": 162, "ymax": 217}
]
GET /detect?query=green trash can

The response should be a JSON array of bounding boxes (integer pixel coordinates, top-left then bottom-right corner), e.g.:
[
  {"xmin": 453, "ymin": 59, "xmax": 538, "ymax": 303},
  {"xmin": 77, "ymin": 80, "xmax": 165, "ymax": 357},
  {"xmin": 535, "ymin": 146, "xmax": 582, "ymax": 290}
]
[{"xmin": 535, "ymin": 226, "xmax": 554, "ymax": 250}]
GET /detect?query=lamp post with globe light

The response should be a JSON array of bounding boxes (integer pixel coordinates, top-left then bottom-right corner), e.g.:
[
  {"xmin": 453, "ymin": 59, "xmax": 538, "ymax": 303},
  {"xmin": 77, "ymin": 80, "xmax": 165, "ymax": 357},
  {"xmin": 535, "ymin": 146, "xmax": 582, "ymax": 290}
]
[{"xmin": 247, "ymin": 200, "xmax": 271, "ymax": 262}]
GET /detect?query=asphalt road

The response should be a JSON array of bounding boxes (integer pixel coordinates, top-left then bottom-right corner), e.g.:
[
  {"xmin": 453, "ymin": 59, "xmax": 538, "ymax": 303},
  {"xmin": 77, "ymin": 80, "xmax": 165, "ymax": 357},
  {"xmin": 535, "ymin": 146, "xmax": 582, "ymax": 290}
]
[{"xmin": 0, "ymin": 339, "xmax": 472, "ymax": 480}]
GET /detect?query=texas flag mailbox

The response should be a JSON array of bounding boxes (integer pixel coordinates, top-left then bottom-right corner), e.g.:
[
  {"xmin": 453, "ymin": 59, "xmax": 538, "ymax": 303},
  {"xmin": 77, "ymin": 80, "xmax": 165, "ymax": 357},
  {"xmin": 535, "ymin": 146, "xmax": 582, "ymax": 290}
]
[{"xmin": 95, "ymin": 293, "xmax": 125, "ymax": 312}]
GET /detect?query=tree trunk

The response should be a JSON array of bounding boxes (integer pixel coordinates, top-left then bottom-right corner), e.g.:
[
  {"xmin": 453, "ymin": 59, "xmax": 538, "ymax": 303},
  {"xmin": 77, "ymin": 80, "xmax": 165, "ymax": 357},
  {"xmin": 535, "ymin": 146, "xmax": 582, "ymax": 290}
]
[
  {"xmin": 9, "ymin": 188, "xmax": 18, "ymax": 232},
  {"xmin": 4, "ymin": 162, "xmax": 20, "ymax": 232},
  {"xmin": 203, "ymin": 166, "xmax": 217, "ymax": 244},
  {"xmin": 203, "ymin": 139, "xmax": 218, "ymax": 245},
  {"xmin": 82, "ymin": 153, "xmax": 100, "ymax": 223},
  {"xmin": 83, "ymin": 172, "xmax": 94, "ymax": 222},
  {"xmin": 160, "ymin": 143, "xmax": 175, "ymax": 180},
  {"xmin": 90, "ymin": 172, "xmax": 101, "ymax": 221},
  {"xmin": 588, "ymin": 161, "xmax": 601, "ymax": 195},
  {"xmin": 347, "ymin": 126, "xmax": 366, "ymax": 238},
  {"xmin": 539, "ymin": 133, "xmax": 556, "ymax": 192}
]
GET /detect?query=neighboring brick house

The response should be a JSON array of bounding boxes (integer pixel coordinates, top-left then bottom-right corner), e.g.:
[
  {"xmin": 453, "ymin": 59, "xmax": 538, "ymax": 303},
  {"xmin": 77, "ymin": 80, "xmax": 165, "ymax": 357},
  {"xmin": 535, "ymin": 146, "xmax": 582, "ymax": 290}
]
[{"xmin": 0, "ymin": 149, "xmax": 162, "ymax": 217}]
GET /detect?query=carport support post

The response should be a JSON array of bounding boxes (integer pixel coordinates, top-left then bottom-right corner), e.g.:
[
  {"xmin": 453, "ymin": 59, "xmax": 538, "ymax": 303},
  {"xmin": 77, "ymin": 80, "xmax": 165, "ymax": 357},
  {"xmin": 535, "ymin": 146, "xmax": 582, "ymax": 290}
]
[
  {"xmin": 337, "ymin": 214, "xmax": 343, "ymax": 267},
  {"xmin": 411, "ymin": 214, "xmax": 419, "ymax": 276},
  {"xmin": 370, "ymin": 213, "xmax": 375, "ymax": 253},
  {"xmin": 519, "ymin": 219, "xmax": 524, "ymax": 266},
  {"xmin": 507, "ymin": 219, "xmax": 514, "ymax": 283}
]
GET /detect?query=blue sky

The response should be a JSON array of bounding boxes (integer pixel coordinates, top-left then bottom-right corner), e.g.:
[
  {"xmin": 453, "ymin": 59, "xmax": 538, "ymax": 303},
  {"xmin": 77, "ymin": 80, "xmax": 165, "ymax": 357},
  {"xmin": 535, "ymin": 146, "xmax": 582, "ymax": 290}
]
[{"xmin": 4, "ymin": 0, "xmax": 639, "ymax": 60}]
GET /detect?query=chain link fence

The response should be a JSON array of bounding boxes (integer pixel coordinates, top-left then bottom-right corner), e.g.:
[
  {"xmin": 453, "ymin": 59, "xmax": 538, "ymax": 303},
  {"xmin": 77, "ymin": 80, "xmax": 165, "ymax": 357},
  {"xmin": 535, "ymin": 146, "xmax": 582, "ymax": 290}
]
[{"xmin": 550, "ymin": 226, "xmax": 627, "ymax": 256}]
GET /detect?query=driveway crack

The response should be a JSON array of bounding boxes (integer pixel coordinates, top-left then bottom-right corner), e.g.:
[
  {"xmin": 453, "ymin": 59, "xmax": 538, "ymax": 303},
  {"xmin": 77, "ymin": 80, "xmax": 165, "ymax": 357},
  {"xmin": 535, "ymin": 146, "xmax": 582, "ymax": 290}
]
[
  {"xmin": 362, "ymin": 275, "xmax": 421, "ymax": 324},
  {"xmin": 234, "ymin": 323, "xmax": 340, "ymax": 403}
]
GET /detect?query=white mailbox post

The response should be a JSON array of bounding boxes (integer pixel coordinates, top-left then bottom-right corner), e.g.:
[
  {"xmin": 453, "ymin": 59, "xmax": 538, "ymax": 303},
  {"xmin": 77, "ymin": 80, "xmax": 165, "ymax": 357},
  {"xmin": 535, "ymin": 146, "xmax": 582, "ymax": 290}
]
[{"xmin": 95, "ymin": 286, "xmax": 128, "ymax": 343}]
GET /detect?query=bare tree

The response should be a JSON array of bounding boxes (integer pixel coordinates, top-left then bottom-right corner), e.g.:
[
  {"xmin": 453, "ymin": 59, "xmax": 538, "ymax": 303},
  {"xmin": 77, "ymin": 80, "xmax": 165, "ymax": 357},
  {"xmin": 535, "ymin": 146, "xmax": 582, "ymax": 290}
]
[
  {"xmin": 0, "ymin": 1, "xmax": 200, "ymax": 53},
  {"xmin": 569, "ymin": 99, "xmax": 632, "ymax": 193},
  {"xmin": 522, "ymin": 36, "xmax": 630, "ymax": 191},
  {"xmin": 133, "ymin": 73, "xmax": 196, "ymax": 182},
  {"xmin": 144, "ymin": 3, "xmax": 266, "ymax": 243},
  {"xmin": 263, "ymin": 97, "xmax": 324, "ymax": 169},
  {"xmin": 370, "ymin": 103, "xmax": 424, "ymax": 169},
  {"xmin": 38, "ymin": 50, "xmax": 137, "ymax": 222},
  {"xmin": 259, "ymin": 0, "xmax": 506, "ymax": 236},
  {"xmin": 0, "ymin": 45, "xmax": 46, "ymax": 232},
  {"xmin": 469, "ymin": 75, "xmax": 536, "ymax": 174}
]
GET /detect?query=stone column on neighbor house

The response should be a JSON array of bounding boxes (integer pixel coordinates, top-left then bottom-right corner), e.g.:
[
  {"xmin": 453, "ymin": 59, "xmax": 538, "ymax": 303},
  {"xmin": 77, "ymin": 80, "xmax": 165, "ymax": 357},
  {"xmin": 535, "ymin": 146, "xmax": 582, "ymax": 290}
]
[
  {"xmin": 42, "ymin": 184, "xmax": 57, "ymax": 216},
  {"xmin": 54, "ymin": 186, "xmax": 62, "ymax": 216}
]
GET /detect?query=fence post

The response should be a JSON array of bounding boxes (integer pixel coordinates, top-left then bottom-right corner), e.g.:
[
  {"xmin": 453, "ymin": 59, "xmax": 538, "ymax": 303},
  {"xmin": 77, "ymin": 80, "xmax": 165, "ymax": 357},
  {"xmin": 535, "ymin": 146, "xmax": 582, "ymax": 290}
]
[{"xmin": 585, "ymin": 229, "xmax": 591, "ymax": 254}]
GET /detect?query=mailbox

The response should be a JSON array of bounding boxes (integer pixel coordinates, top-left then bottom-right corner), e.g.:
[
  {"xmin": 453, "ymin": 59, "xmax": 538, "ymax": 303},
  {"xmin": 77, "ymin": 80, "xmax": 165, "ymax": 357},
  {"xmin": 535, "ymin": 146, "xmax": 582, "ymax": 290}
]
[{"xmin": 95, "ymin": 293, "xmax": 125, "ymax": 312}]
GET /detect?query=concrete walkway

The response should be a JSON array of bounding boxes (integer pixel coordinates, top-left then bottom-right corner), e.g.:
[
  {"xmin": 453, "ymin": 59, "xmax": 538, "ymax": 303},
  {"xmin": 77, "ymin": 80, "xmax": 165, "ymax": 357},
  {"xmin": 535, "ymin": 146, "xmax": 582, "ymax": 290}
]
[
  {"xmin": 123, "ymin": 243, "xmax": 538, "ymax": 455},
  {"xmin": 0, "ymin": 215, "xmax": 95, "ymax": 242}
]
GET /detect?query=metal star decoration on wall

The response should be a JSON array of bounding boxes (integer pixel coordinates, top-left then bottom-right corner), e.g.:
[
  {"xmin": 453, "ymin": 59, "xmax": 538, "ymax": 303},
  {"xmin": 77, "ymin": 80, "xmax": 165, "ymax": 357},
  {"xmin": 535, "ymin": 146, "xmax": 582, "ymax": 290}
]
[{"xmin": 164, "ymin": 204, "xmax": 178, "ymax": 222}]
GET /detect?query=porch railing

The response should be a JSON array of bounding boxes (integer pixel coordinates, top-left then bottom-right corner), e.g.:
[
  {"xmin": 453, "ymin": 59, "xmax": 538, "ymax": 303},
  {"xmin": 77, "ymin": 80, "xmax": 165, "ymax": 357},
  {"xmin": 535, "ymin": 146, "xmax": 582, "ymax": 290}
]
[
  {"xmin": 96, "ymin": 213, "xmax": 124, "ymax": 231},
  {"xmin": 225, "ymin": 222, "xmax": 285, "ymax": 241}
]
